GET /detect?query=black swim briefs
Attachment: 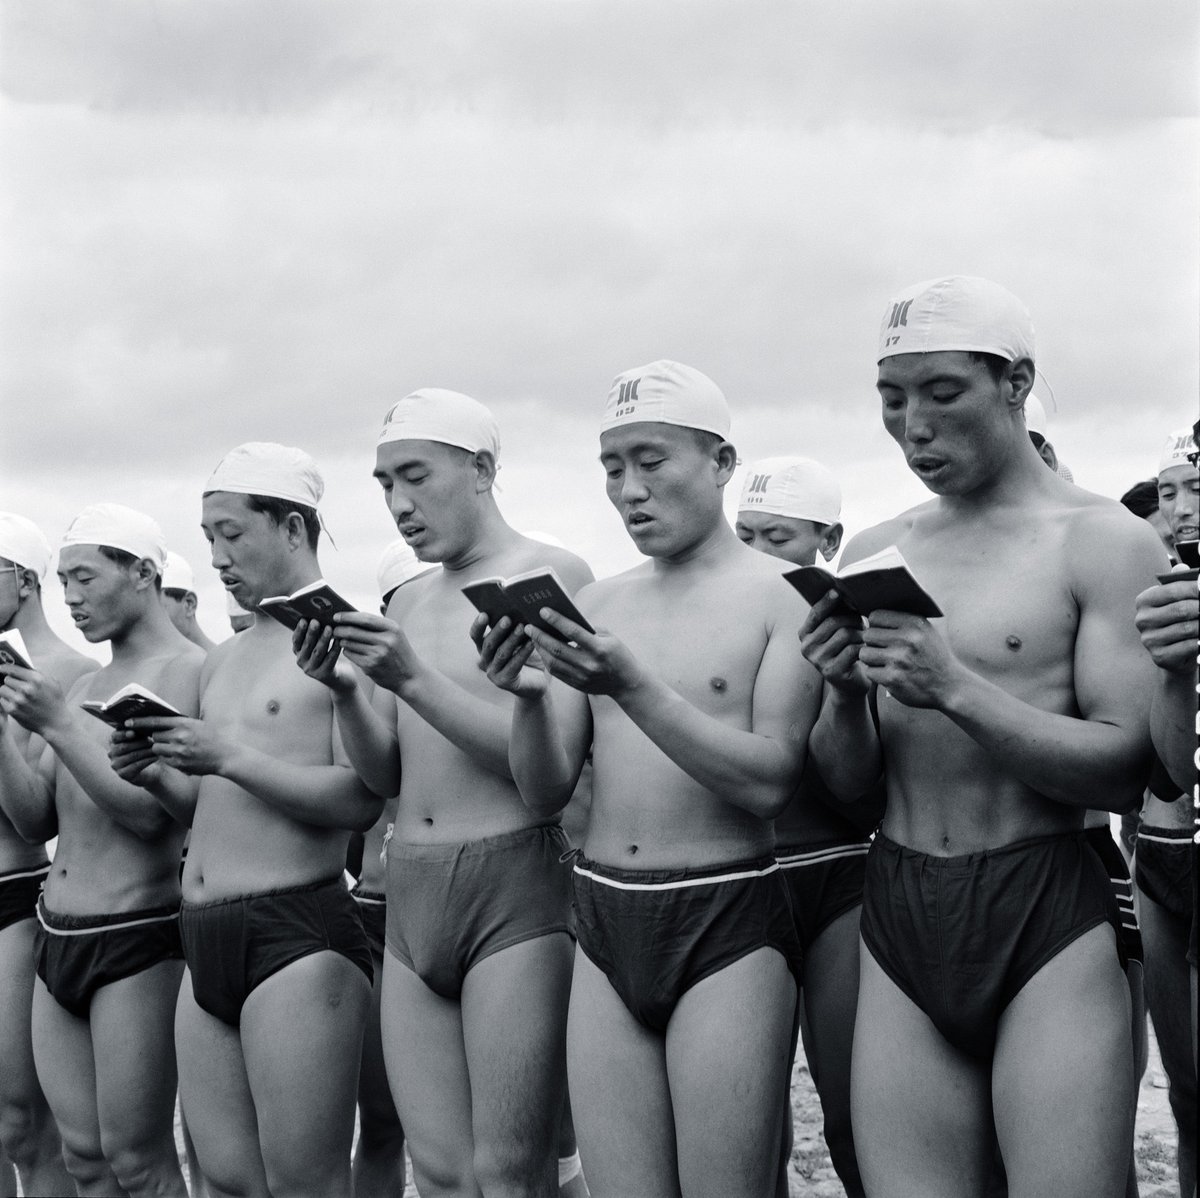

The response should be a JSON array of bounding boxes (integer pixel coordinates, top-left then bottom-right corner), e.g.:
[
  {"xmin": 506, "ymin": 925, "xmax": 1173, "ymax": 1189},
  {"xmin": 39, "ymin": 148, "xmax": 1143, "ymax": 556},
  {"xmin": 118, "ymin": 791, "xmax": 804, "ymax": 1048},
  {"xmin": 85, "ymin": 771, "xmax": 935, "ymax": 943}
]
[
  {"xmin": 34, "ymin": 896, "xmax": 183, "ymax": 1019},
  {"xmin": 776, "ymin": 839, "xmax": 868, "ymax": 955},
  {"xmin": 385, "ymin": 823, "xmax": 573, "ymax": 1000},
  {"xmin": 180, "ymin": 876, "xmax": 373, "ymax": 1027},
  {"xmin": 1083, "ymin": 824, "xmax": 1143, "ymax": 964},
  {"xmin": 572, "ymin": 853, "xmax": 802, "ymax": 1034},
  {"xmin": 351, "ymin": 886, "xmax": 387, "ymax": 960},
  {"xmin": 0, "ymin": 863, "xmax": 49, "ymax": 934},
  {"xmin": 1135, "ymin": 825, "xmax": 1193, "ymax": 921},
  {"xmin": 860, "ymin": 830, "xmax": 1124, "ymax": 1060}
]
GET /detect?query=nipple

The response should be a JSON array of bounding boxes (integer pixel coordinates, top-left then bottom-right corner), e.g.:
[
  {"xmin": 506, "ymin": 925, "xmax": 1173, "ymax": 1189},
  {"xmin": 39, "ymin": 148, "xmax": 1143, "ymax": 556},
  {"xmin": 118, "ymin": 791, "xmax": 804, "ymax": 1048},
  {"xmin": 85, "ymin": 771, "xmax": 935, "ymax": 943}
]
[
  {"xmin": 710, "ymin": 676, "xmax": 727, "ymax": 693},
  {"xmin": 266, "ymin": 699, "xmax": 281, "ymax": 715}
]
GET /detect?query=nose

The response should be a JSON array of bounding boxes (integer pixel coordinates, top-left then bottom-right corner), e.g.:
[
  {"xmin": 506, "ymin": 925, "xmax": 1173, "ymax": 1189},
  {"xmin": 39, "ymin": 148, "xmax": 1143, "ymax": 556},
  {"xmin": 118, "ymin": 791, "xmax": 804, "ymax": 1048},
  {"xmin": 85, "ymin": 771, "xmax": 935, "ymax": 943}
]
[
  {"xmin": 620, "ymin": 470, "xmax": 649, "ymax": 505},
  {"xmin": 903, "ymin": 398, "xmax": 934, "ymax": 444},
  {"xmin": 390, "ymin": 489, "xmax": 414, "ymax": 522},
  {"xmin": 209, "ymin": 542, "xmax": 231, "ymax": 570}
]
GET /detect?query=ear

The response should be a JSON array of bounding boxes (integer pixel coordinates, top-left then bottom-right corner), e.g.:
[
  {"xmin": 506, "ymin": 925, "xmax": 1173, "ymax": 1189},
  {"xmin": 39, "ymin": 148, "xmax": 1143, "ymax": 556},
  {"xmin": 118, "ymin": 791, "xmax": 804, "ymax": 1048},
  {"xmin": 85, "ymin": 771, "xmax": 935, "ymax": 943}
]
[
  {"xmin": 715, "ymin": 441, "xmax": 738, "ymax": 485},
  {"xmin": 134, "ymin": 558, "xmax": 160, "ymax": 592},
  {"xmin": 283, "ymin": 511, "xmax": 308, "ymax": 550},
  {"xmin": 1037, "ymin": 441, "xmax": 1059, "ymax": 471},
  {"xmin": 820, "ymin": 522, "xmax": 844, "ymax": 562},
  {"xmin": 16, "ymin": 568, "xmax": 38, "ymax": 601},
  {"xmin": 1007, "ymin": 357, "xmax": 1035, "ymax": 410},
  {"xmin": 184, "ymin": 592, "xmax": 199, "ymax": 617},
  {"xmin": 473, "ymin": 451, "xmax": 498, "ymax": 493}
]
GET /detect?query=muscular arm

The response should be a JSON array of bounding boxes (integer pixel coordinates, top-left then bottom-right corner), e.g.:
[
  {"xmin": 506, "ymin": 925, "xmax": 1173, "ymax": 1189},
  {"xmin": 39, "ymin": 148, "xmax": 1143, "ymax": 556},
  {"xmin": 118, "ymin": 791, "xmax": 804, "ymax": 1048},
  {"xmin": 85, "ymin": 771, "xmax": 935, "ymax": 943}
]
[
  {"xmin": 332, "ymin": 680, "xmax": 401, "ymax": 799},
  {"xmin": 0, "ymin": 721, "xmax": 56, "ymax": 842},
  {"xmin": 807, "ymin": 685, "xmax": 884, "ymax": 804},
  {"xmin": 509, "ymin": 681, "xmax": 593, "ymax": 815}
]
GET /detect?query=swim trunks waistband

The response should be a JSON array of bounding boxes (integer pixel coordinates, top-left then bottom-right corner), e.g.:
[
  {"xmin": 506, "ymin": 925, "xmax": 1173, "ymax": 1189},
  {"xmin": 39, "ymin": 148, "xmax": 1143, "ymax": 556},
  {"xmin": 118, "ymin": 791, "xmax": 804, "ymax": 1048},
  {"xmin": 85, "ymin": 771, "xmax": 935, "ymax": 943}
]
[
  {"xmin": 181, "ymin": 875, "xmax": 345, "ymax": 911},
  {"xmin": 351, "ymin": 887, "xmax": 386, "ymax": 905},
  {"xmin": 573, "ymin": 855, "xmax": 779, "ymax": 892},
  {"xmin": 1136, "ymin": 826, "xmax": 1193, "ymax": 845},
  {"xmin": 776, "ymin": 841, "xmax": 871, "ymax": 869},
  {"xmin": 388, "ymin": 822, "xmax": 564, "ymax": 863},
  {"xmin": 0, "ymin": 863, "xmax": 51, "ymax": 884},
  {"xmin": 36, "ymin": 897, "xmax": 181, "ymax": 936}
]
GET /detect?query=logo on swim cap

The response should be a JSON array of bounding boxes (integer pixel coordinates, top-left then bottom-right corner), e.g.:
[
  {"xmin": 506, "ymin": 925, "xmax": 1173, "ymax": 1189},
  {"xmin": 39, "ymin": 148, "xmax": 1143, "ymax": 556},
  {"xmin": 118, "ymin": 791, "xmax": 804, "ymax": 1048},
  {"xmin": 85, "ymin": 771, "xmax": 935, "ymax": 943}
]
[
  {"xmin": 601, "ymin": 361, "xmax": 731, "ymax": 439},
  {"xmin": 737, "ymin": 456, "xmax": 841, "ymax": 524}
]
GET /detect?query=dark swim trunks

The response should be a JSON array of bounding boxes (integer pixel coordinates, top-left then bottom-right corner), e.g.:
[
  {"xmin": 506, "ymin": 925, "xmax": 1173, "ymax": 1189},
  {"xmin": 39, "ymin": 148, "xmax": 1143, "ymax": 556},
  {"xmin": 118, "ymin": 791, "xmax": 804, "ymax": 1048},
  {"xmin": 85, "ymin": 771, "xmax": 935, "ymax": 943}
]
[
  {"xmin": 180, "ymin": 876, "xmax": 373, "ymax": 1027},
  {"xmin": 860, "ymin": 830, "xmax": 1124, "ymax": 1060},
  {"xmin": 351, "ymin": 886, "xmax": 387, "ymax": 960},
  {"xmin": 1083, "ymin": 825, "xmax": 1143, "ymax": 964},
  {"xmin": 34, "ymin": 897, "xmax": 183, "ymax": 1018},
  {"xmin": 0, "ymin": 863, "xmax": 49, "ymax": 933},
  {"xmin": 776, "ymin": 839, "xmax": 869, "ymax": 954},
  {"xmin": 1135, "ymin": 826, "xmax": 1193, "ymax": 921},
  {"xmin": 385, "ymin": 823, "xmax": 572, "ymax": 1000},
  {"xmin": 572, "ymin": 853, "xmax": 802, "ymax": 1034}
]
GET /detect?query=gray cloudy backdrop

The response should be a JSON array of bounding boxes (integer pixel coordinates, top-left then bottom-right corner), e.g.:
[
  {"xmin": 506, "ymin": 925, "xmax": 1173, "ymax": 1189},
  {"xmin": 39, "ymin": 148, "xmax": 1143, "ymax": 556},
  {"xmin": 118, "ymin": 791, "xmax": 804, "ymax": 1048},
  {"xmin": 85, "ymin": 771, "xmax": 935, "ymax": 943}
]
[{"xmin": 2, "ymin": 1, "xmax": 1197, "ymax": 647}]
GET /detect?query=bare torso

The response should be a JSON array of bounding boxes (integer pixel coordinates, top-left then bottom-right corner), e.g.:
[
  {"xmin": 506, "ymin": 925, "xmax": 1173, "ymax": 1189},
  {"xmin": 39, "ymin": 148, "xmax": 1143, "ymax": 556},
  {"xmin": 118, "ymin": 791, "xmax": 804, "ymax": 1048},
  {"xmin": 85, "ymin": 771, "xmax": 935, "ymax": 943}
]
[
  {"xmin": 582, "ymin": 544, "xmax": 802, "ymax": 869},
  {"xmin": 43, "ymin": 649, "xmax": 192, "ymax": 914},
  {"xmin": 183, "ymin": 620, "xmax": 351, "ymax": 900}
]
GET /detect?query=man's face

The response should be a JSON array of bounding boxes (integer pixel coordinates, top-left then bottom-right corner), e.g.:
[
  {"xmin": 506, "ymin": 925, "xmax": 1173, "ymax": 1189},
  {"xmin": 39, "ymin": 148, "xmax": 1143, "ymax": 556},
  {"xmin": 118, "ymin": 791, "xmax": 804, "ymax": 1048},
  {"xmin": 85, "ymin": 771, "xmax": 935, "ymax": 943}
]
[
  {"xmin": 201, "ymin": 492, "xmax": 293, "ymax": 609},
  {"xmin": 56, "ymin": 545, "xmax": 142, "ymax": 643},
  {"xmin": 600, "ymin": 422, "xmax": 728, "ymax": 561},
  {"xmin": 1156, "ymin": 463, "xmax": 1200, "ymax": 547},
  {"xmin": 373, "ymin": 440, "xmax": 481, "ymax": 564},
  {"xmin": 877, "ymin": 351, "xmax": 1015, "ymax": 495},
  {"xmin": 734, "ymin": 512, "xmax": 836, "ymax": 567},
  {"xmin": 161, "ymin": 588, "xmax": 194, "ymax": 635}
]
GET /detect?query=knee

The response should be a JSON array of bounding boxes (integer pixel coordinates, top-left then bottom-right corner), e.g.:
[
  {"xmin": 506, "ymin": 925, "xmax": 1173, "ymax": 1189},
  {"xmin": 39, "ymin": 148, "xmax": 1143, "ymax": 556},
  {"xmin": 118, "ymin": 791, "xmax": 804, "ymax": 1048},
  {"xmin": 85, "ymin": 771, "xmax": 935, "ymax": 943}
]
[
  {"xmin": 103, "ymin": 1132, "xmax": 177, "ymax": 1194},
  {"xmin": 60, "ymin": 1136, "xmax": 114, "ymax": 1190},
  {"xmin": 474, "ymin": 1138, "xmax": 552, "ymax": 1197},
  {"xmin": 0, "ymin": 1099, "xmax": 41, "ymax": 1164}
]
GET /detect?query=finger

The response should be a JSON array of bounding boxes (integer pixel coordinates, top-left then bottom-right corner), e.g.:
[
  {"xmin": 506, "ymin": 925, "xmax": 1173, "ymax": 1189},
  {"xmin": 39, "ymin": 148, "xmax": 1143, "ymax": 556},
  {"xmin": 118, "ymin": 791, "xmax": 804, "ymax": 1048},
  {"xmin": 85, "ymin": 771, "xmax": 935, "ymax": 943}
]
[
  {"xmin": 468, "ymin": 613, "xmax": 490, "ymax": 651},
  {"xmin": 535, "ymin": 607, "xmax": 590, "ymax": 644},
  {"xmin": 331, "ymin": 611, "xmax": 392, "ymax": 632},
  {"xmin": 125, "ymin": 716, "xmax": 188, "ymax": 732}
]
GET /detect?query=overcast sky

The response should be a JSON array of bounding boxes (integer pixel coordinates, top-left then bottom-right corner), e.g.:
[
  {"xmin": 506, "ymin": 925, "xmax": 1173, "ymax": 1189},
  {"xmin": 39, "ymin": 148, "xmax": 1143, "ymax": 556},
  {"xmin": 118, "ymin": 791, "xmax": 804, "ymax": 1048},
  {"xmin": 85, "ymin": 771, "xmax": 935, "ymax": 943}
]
[{"xmin": 2, "ymin": 0, "xmax": 1197, "ymax": 651}]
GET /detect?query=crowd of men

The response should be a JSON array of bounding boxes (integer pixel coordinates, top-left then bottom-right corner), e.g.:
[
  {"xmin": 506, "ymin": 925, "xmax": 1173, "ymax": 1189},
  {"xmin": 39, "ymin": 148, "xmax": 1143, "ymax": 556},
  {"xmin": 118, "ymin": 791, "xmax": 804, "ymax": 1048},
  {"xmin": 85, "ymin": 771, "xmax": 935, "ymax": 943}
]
[{"xmin": 0, "ymin": 274, "xmax": 1196, "ymax": 1198}]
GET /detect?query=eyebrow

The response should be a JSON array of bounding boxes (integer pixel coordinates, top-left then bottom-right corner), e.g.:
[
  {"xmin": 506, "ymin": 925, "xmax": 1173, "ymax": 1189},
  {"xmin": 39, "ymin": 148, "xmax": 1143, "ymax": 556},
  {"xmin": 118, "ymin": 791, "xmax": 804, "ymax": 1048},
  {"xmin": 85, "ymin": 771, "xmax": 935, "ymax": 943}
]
[{"xmin": 598, "ymin": 441, "xmax": 671, "ymax": 463}]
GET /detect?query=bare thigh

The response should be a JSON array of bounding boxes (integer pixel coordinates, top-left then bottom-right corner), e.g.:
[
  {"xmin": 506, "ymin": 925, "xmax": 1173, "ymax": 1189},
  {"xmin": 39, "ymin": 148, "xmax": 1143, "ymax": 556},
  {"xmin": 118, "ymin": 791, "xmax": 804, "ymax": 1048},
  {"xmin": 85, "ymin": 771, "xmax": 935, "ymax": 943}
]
[
  {"xmin": 992, "ymin": 924, "xmax": 1134, "ymax": 1198},
  {"xmin": 0, "ymin": 920, "xmax": 50, "ymax": 1146},
  {"xmin": 852, "ymin": 941, "xmax": 993, "ymax": 1198},
  {"xmin": 175, "ymin": 971, "xmax": 269, "ymax": 1198},
  {"xmin": 380, "ymin": 950, "xmax": 477, "ymax": 1197},
  {"xmin": 460, "ymin": 933, "xmax": 573, "ymax": 1197},
  {"xmin": 241, "ymin": 950, "xmax": 370, "ymax": 1198},
  {"xmin": 566, "ymin": 949, "xmax": 679, "ymax": 1198}
]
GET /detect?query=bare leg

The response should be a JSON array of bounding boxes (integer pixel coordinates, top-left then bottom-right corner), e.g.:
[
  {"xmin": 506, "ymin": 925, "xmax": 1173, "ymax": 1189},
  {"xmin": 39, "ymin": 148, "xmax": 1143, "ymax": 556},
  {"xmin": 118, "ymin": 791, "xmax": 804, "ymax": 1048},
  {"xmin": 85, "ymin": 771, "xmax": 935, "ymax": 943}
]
[
  {"xmin": 461, "ymin": 933, "xmax": 573, "ymax": 1198},
  {"xmin": 241, "ymin": 952, "xmax": 370, "ymax": 1198},
  {"xmin": 852, "ymin": 942, "xmax": 993, "ymax": 1198},
  {"xmin": 993, "ymin": 925, "xmax": 1135, "ymax": 1198},
  {"xmin": 668, "ymin": 948, "xmax": 797, "ymax": 1198},
  {"xmin": 0, "ymin": 919, "xmax": 75, "ymax": 1197},
  {"xmin": 1140, "ymin": 895, "xmax": 1197, "ymax": 1197},
  {"xmin": 799, "ymin": 906, "xmax": 864, "ymax": 1198},
  {"xmin": 381, "ymin": 951, "xmax": 479, "ymax": 1197},
  {"xmin": 174, "ymin": 973, "xmax": 269, "ymax": 1198},
  {"xmin": 353, "ymin": 949, "xmax": 405, "ymax": 1198}
]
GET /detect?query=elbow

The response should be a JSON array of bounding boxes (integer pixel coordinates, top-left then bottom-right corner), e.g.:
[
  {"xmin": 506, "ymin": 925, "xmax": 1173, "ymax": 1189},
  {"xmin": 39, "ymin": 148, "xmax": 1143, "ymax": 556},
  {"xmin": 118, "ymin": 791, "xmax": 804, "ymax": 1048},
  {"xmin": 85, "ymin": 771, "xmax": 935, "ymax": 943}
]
[
  {"xmin": 522, "ymin": 782, "xmax": 574, "ymax": 818},
  {"xmin": 350, "ymin": 793, "xmax": 386, "ymax": 834}
]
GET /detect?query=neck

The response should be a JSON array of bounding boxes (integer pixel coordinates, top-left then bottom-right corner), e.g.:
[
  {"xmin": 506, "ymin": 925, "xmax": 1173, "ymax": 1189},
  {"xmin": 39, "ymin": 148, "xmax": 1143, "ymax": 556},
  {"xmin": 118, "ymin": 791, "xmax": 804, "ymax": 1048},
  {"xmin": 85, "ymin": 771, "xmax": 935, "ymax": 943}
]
[
  {"xmin": 439, "ymin": 500, "xmax": 518, "ymax": 574},
  {"xmin": 108, "ymin": 596, "xmax": 191, "ymax": 663},
  {"xmin": 937, "ymin": 434, "xmax": 1054, "ymax": 517},
  {"xmin": 9, "ymin": 596, "xmax": 60, "ymax": 648},
  {"xmin": 650, "ymin": 515, "xmax": 739, "ymax": 572}
]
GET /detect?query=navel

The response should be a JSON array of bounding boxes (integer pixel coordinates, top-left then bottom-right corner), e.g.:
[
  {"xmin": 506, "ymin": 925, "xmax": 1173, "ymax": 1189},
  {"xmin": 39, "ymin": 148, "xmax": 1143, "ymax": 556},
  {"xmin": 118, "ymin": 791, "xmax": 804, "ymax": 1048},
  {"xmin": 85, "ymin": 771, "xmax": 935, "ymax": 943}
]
[{"xmin": 1005, "ymin": 635, "xmax": 1022, "ymax": 652}]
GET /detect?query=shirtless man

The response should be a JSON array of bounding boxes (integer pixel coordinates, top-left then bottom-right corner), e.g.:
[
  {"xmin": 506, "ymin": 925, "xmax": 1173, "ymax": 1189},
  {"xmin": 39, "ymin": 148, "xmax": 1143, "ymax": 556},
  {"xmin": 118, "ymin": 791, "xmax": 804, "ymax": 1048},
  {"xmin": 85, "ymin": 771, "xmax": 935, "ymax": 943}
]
[
  {"xmin": 0, "ymin": 513, "xmax": 93, "ymax": 1197},
  {"xmin": 1131, "ymin": 426, "xmax": 1198, "ymax": 1198},
  {"xmin": 799, "ymin": 277, "xmax": 1162, "ymax": 1198},
  {"xmin": 476, "ymin": 362, "xmax": 821, "ymax": 1198},
  {"xmin": 0, "ymin": 503, "xmax": 199, "ymax": 1198},
  {"xmin": 161, "ymin": 551, "xmax": 217, "ymax": 653},
  {"xmin": 109, "ymin": 443, "xmax": 382, "ymax": 1198},
  {"xmin": 312, "ymin": 389, "xmax": 591, "ymax": 1197},
  {"xmin": 735, "ymin": 457, "xmax": 871, "ymax": 1197}
]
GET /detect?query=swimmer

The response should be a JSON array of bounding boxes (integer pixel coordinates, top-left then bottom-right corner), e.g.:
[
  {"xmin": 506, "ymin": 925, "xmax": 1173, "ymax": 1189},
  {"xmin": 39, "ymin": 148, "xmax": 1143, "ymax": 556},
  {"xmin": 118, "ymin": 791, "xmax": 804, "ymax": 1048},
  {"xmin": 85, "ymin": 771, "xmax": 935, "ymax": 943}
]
[
  {"xmin": 0, "ymin": 512, "xmax": 94, "ymax": 1197},
  {"xmin": 299, "ymin": 393, "xmax": 593, "ymax": 1197},
  {"xmin": 800, "ymin": 277, "xmax": 1162, "ymax": 1198},
  {"xmin": 477, "ymin": 362, "xmax": 821, "ymax": 1197},
  {"xmin": 110, "ymin": 444, "xmax": 384, "ymax": 1198},
  {"xmin": 736, "ymin": 455, "xmax": 872, "ymax": 1197},
  {"xmin": 0, "ymin": 504, "xmax": 200, "ymax": 1198},
  {"xmin": 161, "ymin": 551, "xmax": 217, "ymax": 653}
]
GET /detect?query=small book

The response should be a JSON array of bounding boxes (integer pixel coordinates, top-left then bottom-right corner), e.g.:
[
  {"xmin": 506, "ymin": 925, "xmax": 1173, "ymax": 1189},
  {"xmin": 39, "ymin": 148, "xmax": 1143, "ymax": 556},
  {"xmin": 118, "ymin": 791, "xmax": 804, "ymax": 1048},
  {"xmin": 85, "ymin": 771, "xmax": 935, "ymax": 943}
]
[
  {"xmin": 80, "ymin": 684, "xmax": 182, "ymax": 727},
  {"xmin": 1157, "ymin": 539, "xmax": 1199, "ymax": 584},
  {"xmin": 0, "ymin": 629, "xmax": 33, "ymax": 671},
  {"xmin": 462, "ymin": 567, "xmax": 595, "ymax": 640},
  {"xmin": 784, "ymin": 545, "xmax": 942, "ymax": 619},
  {"xmin": 258, "ymin": 580, "xmax": 358, "ymax": 631}
]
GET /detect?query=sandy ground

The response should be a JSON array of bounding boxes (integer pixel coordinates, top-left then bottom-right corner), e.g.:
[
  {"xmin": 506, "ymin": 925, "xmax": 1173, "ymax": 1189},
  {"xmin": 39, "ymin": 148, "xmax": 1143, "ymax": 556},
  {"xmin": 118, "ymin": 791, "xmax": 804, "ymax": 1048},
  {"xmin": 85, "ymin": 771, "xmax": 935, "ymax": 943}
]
[{"xmin": 161, "ymin": 1022, "xmax": 1183, "ymax": 1198}]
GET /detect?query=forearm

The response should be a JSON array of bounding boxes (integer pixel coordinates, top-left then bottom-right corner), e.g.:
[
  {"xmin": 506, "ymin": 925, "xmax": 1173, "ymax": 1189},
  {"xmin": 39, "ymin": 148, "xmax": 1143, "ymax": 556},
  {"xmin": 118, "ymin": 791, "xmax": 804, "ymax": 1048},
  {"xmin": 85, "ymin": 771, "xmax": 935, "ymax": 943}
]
[
  {"xmin": 44, "ymin": 722, "xmax": 176, "ymax": 840},
  {"xmin": 331, "ymin": 684, "xmax": 401, "ymax": 798},
  {"xmin": 509, "ymin": 692, "xmax": 581, "ymax": 815},
  {"xmin": 943, "ymin": 672, "xmax": 1151, "ymax": 812},
  {"xmin": 1149, "ymin": 667, "xmax": 1198, "ymax": 795},
  {"xmin": 808, "ymin": 688, "xmax": 883, "ymax": 803},
  {"xmin": 220, "ymin": 746, "xmax": 383, "ymax": 831},
  {"xmin": 0, "ymin": 734, "xmax": 56, "ymax": 842},
  {"xmin": 616, "ymin": 676, "xmax": 801, "ymax": 819},
  {"xmin": 396, "ymin": 665, "xmax": 513, "ymax": 779},
  {"xmin": 143, "ymin": 768, "xmax": 201, "ymax": 828}
]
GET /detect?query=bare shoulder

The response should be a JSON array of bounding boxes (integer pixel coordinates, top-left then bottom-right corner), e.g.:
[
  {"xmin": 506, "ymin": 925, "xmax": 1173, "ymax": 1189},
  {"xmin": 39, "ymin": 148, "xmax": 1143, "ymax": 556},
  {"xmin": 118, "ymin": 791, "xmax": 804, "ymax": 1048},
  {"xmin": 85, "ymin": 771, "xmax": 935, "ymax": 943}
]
[
  {"xmin": 509, "ymin": 536, "xmax": 595, "ymax": 592},
  {"xmin": 385, "ymin": 566, "xmax": 440, "ymax": 622},
  {"xmin": 840, "ymin": 503, "xmax": 930, "ymax": 566},
  {"xmin": 576, "ymin": 560, "xmax": 654, "ymax": 610},
  {"xmin": 1061, "ymin": 487, "xmax": 1168, "ymax": 593},
  {"xmin": 43, "ymin": 643, "xmax": 100, "ymax": 691},
  {"xmin": 200, "ymin": 629, "xmax": 248, "ymax": 689}
]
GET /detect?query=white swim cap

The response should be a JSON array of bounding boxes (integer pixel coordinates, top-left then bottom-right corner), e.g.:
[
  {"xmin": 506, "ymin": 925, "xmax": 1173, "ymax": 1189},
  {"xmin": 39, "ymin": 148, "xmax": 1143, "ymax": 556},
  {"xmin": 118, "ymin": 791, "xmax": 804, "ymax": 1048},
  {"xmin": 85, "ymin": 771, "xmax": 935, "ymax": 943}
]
[
  {"xmin": 1023, "ymin": 393, "xmax": 1049, "ymax": 439},
  {"xmin": 601, "ymin": 360, "xmax": 731, "ymax": 440},
  {"xmin": 878, "ymin": 276, "xmax": 1035, "ymax": 365},
  {"xmin": 0, "ymin": 513, "xmax": 52, "ymax": 580},
  {"xmin": 161, "ymin": 551, "xmax": 195, "ymax": 593},
  {"xmin": 738, "ymin": 456, "xmax": 842, "ymax": 526},
  {"xmin": 205, "ymin": 442, "xmax": 324, "ymax": 510},
  {"xmin": 377, "ymin": 389, "xmax": 501, "ymax": 461},
  {"xmin": 1158, "ymin": 426, "xmax": 1199, "ymax": 476},
  {"xmin": 376, "ymin": 538, "xmax": 434, "ymax": 599},
  {"xmin": 61, "ymin": 503, "xmax": 167, "ymax": 570}
]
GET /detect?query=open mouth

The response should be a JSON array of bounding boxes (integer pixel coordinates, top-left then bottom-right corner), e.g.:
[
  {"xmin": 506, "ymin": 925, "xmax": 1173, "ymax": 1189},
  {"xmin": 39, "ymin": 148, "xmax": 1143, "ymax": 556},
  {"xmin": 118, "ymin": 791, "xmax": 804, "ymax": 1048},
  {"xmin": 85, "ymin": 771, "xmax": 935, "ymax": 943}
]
[
  {"xmin": 627, "ymin": 512, "xmax": 653, "ymax": 529},
  {"xmin": 909, "ymin": 457, "xmax": 947, "ymax": 477}
]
